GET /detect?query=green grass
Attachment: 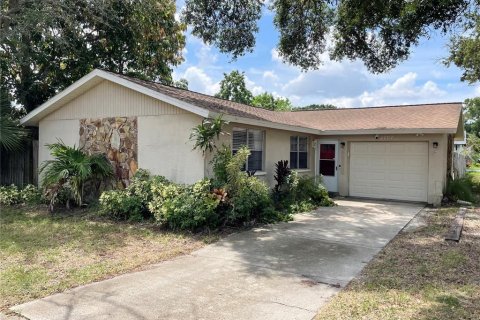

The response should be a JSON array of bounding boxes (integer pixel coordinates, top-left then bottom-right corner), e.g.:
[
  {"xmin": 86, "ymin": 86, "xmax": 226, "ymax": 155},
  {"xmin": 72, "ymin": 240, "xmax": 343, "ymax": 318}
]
[
  {"xmin": 468, "ymin": 171, "xmax": 480, "ymax": 193},
  {"xmin": 316, "ymin": 207, "xmax": 480, "ymax": 320},
  {"xmin": 468, "ymin": 163, "xmax": 480, "ymax": 170},
  {"xmin": 0, "ymin": 205, "xmax": 210, "ymax": 310}
]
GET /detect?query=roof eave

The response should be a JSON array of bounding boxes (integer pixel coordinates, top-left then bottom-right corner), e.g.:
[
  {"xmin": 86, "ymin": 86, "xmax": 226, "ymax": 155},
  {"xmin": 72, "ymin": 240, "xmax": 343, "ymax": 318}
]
[{"xmin": 318, "ymin": 128, "xmax": 458, "ymax": 135}]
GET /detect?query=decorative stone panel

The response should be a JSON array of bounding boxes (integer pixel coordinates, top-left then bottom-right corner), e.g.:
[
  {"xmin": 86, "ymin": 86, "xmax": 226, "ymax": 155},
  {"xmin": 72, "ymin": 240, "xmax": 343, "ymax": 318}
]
[{"xmin": 79, "ymin": 117, "xmax": 138, "ymax": 187}]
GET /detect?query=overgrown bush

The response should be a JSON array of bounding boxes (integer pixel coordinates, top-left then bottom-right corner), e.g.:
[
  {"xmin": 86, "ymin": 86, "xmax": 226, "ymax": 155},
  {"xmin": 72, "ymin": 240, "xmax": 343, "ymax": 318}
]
[
  {"xmin": 211, "ymin": 145, "xmax": 233, "ymax": 188},
  {"xmin": 99, "ymin": 170, "xmax": 168, "ymax": 221},
  {"xmin": 272, "ymin": 166, "xmax": 334, "ymax": 213},
  {"xmin": 149, "ymin": 179, "xmax": 220, "ymax": 231},
  {"xmin": 99, "ymin": 190, "xmax": 144, "ymax": 221},
  {"xmin": 20, "ymin": 184, "xmax": 42, "ymax": 204},
  {"xmin": 229, "ymin": 176, "xmax": 273, "ymax": 223},
  {"xmin": 99, "ymin": 153, "xmax": 332, "ymax": 231},
  {"xmin": 0, "ymin": 184, "xmax": 42, "ymax": 206},
  {"xmin": 0, "ymin": 185, "xmax": 21, "ymax": 205},
  {"xmin": 446, "ymin": 178, "xmax": 475, "ymax": 202},
  {"xmin": 295, "ymin": 176, "xmax": 334, "ymax": 207}
]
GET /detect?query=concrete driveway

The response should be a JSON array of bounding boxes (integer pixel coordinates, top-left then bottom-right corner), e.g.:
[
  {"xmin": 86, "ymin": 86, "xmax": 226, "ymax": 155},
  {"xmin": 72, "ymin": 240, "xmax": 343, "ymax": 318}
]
[{"xmin": 12, "ymin": 199, "xmax": 423, "ymax": 320}]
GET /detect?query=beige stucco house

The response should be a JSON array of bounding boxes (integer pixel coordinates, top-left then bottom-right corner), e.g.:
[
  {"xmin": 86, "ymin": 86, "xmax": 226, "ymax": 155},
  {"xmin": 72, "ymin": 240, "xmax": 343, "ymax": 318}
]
[{"xmin": 21, "ymin": 69, "xmax": 464, "ymax": 206}]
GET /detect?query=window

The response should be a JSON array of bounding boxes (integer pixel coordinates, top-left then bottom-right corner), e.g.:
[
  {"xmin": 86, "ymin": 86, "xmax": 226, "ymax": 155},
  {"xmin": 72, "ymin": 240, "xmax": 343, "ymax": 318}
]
[
  {"xmin": 232, "ymin": 128, "xmax": 264, "ymax": 171},
  {"xmin": 290, "ymin": 136, "xmax": 308, "ymax": 169}
]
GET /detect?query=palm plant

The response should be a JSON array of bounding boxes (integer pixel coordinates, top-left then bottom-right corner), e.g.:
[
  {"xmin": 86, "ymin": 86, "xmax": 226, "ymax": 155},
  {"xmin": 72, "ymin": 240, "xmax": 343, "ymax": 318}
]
[
  {"xmin": 40, "ymin": 141, "xmax": 113, "ymax": 211},
  {"xmin": 190, "ymin": 115, "xmax": 228, "ymax": 154},
  {"xmin": 0, "ymin": 89, "xmax": 28, "ymax": 151}
]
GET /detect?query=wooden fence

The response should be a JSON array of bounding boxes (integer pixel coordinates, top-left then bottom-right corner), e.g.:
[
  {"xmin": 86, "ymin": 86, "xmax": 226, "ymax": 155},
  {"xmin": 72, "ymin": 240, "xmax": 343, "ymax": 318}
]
[
  {"xmin": 453, "ymin": 151, "xmax": 466, "ymax": 179},
  {"xmin": 0, "ymin": 140, "xmax": 38, "ymax": 186}
]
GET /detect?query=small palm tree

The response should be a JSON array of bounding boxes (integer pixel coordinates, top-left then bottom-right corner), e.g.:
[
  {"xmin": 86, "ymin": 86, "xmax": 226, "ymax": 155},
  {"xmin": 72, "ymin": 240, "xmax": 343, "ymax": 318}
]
[
  {"xmin": 40, "ymin": 141, "xmax": 113, "ymax": 211},
  {"xmin": 190, "ymin": 115, "xmax": 228, "ymax": 154}
]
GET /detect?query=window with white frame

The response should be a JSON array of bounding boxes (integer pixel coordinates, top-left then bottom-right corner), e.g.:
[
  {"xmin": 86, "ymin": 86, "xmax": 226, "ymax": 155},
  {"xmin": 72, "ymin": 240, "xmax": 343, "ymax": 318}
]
[
  {"xmin": 232, "ymin": 128, "xmax": 264, "ymax": 171},
  {"xmin": 290, "ymin": 136, "xmax": 308, "ymax": 169}
]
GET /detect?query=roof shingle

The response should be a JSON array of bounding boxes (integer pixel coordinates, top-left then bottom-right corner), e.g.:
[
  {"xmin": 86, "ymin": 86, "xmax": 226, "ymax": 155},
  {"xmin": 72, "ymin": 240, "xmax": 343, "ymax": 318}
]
[{"xmin": 110, "ymin": 71, "xmax": 463, "ymax": 133}]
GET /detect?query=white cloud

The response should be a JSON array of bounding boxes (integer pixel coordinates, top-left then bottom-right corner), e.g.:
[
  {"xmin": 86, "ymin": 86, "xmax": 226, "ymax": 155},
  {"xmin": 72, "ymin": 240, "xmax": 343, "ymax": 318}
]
[
  {"xmin": 263, "ymin": 70, "xmax": 279, "ymax": 82},
  {"xmin": 282, "ymin": 66, "xmax": 371, "ymax": 99},
  {"xmin": 271, "ymin": 48, "xmax": 282, "ymax": 63},
  {"xmin": 195, "ymin": 43, "xmax": 218, "ymax": 66},
  {"xmin": 323, "ymin": 72, "xmax": 447, "ymax": 108},
  {"xmin": 245, "ymin": 76, "xmax": 265, "ymax": 96},
  {"xmin": 181, "ymin": 66, "xmax": 219, "ymax": 95}
]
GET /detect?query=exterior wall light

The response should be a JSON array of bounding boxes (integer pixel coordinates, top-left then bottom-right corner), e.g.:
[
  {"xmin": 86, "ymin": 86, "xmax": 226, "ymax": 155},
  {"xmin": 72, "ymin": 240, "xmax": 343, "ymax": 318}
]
[{"xmin": 433, "ymin": 142, "xmax": 439, "ymax": 149}]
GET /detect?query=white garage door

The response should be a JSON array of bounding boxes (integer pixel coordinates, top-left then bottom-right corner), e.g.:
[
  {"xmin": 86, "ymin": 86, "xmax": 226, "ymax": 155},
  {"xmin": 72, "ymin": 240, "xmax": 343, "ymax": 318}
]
[{"xmin": 349, "ymin": 142, "xmax": 428, "ymax": 202}]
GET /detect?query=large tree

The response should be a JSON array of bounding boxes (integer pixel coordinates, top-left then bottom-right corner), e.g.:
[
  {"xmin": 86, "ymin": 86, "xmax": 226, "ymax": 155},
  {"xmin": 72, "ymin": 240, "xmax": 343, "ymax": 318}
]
[
  {"xmin": 182, "ymin": 0, "xmax": 480, "ymax": 82},
  {"xmin": 1, "ymin": 0, "xmax": 186, "ymax": 112},
  {"xmin": 252, "ymin": 92, "xmax": 292, "ymax": 111},
  {"xmin": 445, "ymin": 12, "xmax": 480, "ymax": 83},
  {"xmin": 215, "ymin": 70, "xmax": 253, "ymax": 105},
  {"xmin": 464, "ymin": 97, "xmax": 480, "ymax": 137}
]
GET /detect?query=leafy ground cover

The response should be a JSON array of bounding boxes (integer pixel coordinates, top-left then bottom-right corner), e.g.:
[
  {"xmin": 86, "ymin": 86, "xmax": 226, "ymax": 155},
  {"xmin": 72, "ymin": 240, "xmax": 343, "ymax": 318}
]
[
  {"xmin": 0, "ymin": 205, "xmax": 216, "ymax": 310},
  {"xmin": 316, "ymin": 207, "xmax": 480, "ymax": 320}
]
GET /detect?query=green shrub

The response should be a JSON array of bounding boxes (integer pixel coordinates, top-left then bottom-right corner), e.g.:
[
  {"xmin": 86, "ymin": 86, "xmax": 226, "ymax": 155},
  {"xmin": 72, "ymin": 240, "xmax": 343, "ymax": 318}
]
[
  {"xmin": 0, "ymin": 185, "xmax": 21, "ymax": 205},
  {"xmin": 446, "ymin": 178, "xmax": 474, "ymax": 202},
  {"xmin": 20, "ymin": 184, "xmax": 42, "ymax": 204},
  {"xmin": 211, "ymin": 145, "xmax": 233, "ymax": 188},
  {"xmin": 225, "ymin": 146, "xmax": 250, "ymax": 196},
  {"xmin": 99, "ymin": 190, "xmax": 144, "ymax": 221},
  {"xmin": 274, "ymin": 160, "xmax": 291, "ymax": 193},
  {"xmin": 229, "ymin": 176, "xmax": 273, "ymax": 223},
  {"xmin": 0, "ymin": 184, "xmax": 42, "ymax": 206},
  {"xmin": 273, "ymin": 172, "xmax": 334, "ymax": 214},
  {"xmin": 99, "ymin": 170, "xmax": 169, "ymax": 221},
  {"xmin": 219, "ymin": 146, "xmax": 282, "ymax": 224},
  {"xmin": 295, "ymin": 176, "xmax": 334, "ymax": 207},
  {"xmin": 149, "ymin": 179, "xmax": 220, "ymax": 231}
]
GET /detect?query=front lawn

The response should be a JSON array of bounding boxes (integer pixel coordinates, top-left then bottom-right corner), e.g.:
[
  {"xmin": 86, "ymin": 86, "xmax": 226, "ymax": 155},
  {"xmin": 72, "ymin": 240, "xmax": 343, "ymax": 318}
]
[
  {"xmin": 0, "ymin": 206, "xmax": 214, "ymax": 310},
  {"xmin": 316, "ymin": 207, "xmax": 480, "ymax": 320}
]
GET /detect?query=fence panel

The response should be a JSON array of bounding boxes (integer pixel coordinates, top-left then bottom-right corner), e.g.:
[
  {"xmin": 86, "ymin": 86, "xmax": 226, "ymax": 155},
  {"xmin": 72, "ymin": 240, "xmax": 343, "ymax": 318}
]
[
  {"xmin": 453, "ymin": 151, "xmax": 466, "ymax": 179},
  {"xmin": 0, "ymin": 140, "xmax": 38, "ymax": 186}
]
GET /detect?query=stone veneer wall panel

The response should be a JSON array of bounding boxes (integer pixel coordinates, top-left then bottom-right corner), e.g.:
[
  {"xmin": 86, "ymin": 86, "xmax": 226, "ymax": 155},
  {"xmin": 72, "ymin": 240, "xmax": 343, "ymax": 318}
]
[{"xmin": 79, "ymin": 117, "xmax": 138, "ymax": 187}]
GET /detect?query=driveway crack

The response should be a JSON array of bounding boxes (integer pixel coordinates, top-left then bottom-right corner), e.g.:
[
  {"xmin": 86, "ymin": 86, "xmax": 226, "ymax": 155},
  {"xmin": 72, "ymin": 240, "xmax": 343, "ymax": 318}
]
[{"xmin": 261, "ymin": 300, "xmax": 315, "ymax": 313}]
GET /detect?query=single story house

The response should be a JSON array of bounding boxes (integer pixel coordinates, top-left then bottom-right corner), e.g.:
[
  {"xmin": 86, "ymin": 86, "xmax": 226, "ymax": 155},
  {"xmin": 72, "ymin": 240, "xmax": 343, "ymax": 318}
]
[{"xmin": 21, "ymin": 69, "xmax": 464, "ymax": 206}]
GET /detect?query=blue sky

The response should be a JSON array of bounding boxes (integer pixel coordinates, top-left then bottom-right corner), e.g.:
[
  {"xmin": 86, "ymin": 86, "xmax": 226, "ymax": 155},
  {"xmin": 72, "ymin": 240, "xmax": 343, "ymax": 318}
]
[{"xmin": 173, "ymin": 4, "xmax": 480, "ymax": 108}]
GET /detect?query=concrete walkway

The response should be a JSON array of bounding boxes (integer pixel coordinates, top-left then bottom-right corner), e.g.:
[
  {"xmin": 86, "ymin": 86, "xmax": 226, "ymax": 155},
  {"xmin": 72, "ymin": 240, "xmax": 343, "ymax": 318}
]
[{"xmin": 12, "ymin": 199, "xmax": 423, "ymax": 320}]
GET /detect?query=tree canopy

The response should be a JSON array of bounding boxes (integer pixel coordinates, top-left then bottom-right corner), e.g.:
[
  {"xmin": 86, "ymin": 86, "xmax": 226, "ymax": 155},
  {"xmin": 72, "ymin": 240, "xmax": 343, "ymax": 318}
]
[
  {"xmin": 183, "ymin": 0, "xmax": 480, "ymax": 82},
  {"xmin": 215, "ymin": 70, "xmax": 253, "ymax": 105},
  {"xmin": 465, "ymin": 97, "xmax": 480, "ymax": 137},
  {"xmin": 1, "ymin": 0, "xmax": 186, "ymax": 112},
  {"xmin": 252, "ymin": 92, "xmax": 293, "ymax": 111},
  {"xmin": 215, "ymin": 71, "xmax": 293, "ymax": 110},
  {"xmin": 293, "ymin": 104, "xmax": 337, "ymax": 111},
  {"xmin": 173, "ymin": 79, "xmax": 189, "ymax": 90}
]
